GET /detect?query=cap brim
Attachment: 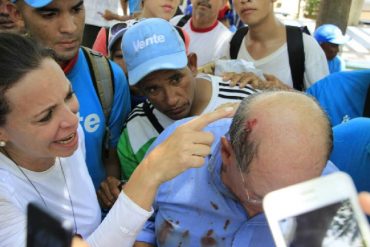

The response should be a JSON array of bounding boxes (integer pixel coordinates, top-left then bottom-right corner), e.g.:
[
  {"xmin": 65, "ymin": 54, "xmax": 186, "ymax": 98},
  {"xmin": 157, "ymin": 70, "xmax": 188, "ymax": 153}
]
[
  {"xmin": 25, "ymin": 0, "xmax": 53, "ymax": 8},
  {"xmin": 128, "ymin": 51, "xmax": 188, "ymax": 86},
  {"xmin": 330, "ymin": 36, "xmax": 351, "ymax": 45}
]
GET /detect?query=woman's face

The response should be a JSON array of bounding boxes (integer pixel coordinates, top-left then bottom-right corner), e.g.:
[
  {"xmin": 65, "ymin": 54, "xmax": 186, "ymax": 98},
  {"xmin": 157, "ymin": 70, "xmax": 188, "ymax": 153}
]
[
  {"xmin": 0, "ymin": 58, "xmax": 80, "ymax": 163},
  {"xmin": 141, "ymin": 0, "xmax": 181, "ymax": 20}
]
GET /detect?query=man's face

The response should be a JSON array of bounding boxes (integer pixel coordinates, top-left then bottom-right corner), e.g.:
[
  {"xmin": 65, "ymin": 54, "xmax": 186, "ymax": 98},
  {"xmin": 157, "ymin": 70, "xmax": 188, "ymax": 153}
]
[
  {"xmin": 233, "ymin": 0, "xmax": 275, "ymax": 26},
  {"xmin": 18, "ymin": 0, "xmax": 85, "ymax": 62},
  {"xmin": 137, "ymin": 67, "xmax": 196, "ymax": 120},
  {"xmin": 0, "ymin": 0, "xmax": 16, "ymax": 31},
  {"xmin": 191, "ymin": 0, "xmax": 225, "ymax": 23},
  {"xmin": 320, "ymin": 42, "xmax": 339, "ymax": 61}
]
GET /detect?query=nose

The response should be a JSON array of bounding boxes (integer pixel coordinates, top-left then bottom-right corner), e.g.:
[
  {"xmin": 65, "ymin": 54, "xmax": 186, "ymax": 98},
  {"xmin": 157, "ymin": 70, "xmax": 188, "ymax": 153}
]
[
  {"xmin": 60, "ymin": 100, "xmax": 80, "ymax": 128},
  {"xmin": 164, "ymin": 87, "xmax": 180, "ymax": 107},
  {"xmin": 59, "ymin": 14, "xmax": 78, "ymax": 34}
]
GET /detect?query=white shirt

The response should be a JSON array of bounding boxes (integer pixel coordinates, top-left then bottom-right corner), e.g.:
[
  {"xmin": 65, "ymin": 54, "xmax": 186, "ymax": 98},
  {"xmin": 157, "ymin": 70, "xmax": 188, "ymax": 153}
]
[
  {"xmin": 84, "ymin": 0, "xmax": 120, "ymax": 27},
  {"xmin": 0, "ymin": 126, "xmax": 153, "ymax": 247},
  {"xmin": 171, "ymin": 15, "xmax": 232, "ymax": 66},
  {"xmin": 221, "ymin": 33, "xmax": 329, "ymax": 89}
]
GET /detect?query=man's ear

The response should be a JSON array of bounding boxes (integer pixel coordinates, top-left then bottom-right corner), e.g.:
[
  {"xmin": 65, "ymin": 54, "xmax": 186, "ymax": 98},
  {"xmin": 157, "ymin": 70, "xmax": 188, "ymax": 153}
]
[
  {"xmin": 220, "ymin": 136, "xmax": 236, "ymax": 170},
  {"xmin": 187, "ymin": 52, "xmax": 198, "ymax": 76}
]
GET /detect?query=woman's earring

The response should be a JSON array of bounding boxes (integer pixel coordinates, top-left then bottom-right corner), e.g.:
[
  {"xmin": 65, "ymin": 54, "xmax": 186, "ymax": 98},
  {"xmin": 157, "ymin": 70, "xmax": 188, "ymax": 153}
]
[{"xmin": 0, "ymin": 141, "xmax": 6, "ymax": 147}]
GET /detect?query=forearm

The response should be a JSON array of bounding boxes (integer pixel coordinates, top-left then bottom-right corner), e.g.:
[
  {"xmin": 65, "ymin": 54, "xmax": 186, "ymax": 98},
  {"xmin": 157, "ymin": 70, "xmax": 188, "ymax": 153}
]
[
  {"xmin": 133, "ymin": 242, "xmax": 156, "ymax": 247},
  {"xmin": 87, "ymin": 192, "xmax": 152, "ymax": 247},
  {"xmin": 123, "ymin": 156, "xmax": 160, "ymax": 211}
]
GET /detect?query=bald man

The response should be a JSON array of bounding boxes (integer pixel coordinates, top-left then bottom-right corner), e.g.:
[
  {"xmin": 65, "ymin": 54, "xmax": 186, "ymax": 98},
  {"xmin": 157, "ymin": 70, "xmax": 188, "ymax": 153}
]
[{"xmin": 134, "ymin": 91, "xmax": 338, "ymax": 247}]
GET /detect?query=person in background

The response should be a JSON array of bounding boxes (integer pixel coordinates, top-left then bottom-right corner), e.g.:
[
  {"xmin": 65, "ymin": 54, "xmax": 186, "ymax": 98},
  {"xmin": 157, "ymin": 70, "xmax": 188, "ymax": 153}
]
[
  {"xmin": 0, "ymin": 0, "xmax": 23, "ymax": 32},
  {"xmin": 222, "ymin": 0, "xmax": 329, "ymax": 90},
  {"xmin": 170, "ymin": 0, "xmax": 232, "ymax": 66},
  {"xmin": 314, "ymin": 24, "xmax": 350, "ymax": 74},
  {"xmin": 93, "ymin": 0, "xmax": 181, "ymax": 56}
]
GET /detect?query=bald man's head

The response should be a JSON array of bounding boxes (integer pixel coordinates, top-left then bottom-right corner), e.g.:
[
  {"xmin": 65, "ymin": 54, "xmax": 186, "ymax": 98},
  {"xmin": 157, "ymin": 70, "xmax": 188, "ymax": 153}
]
[{"xmin": 228, "ymin": 90, "xmax": 332, "ymax": 189}]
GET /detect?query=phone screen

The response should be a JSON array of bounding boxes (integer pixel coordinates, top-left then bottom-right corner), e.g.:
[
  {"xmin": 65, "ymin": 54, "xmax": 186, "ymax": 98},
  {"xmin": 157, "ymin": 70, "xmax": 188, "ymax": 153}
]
[
  {"xmin": 27, "ymin": 203, "xmax": 73, "ymax": 247},
  {"xmin": 278, "ymin": 199, "xmax": 367, "ymax": 247}
]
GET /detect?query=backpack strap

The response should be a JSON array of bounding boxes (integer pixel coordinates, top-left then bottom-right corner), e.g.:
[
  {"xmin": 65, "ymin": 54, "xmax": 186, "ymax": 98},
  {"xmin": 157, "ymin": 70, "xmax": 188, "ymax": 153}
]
[
  {"xmin": 286, "ymin": 25, "xmax": 305, "ymax": 91},
  {"xmin": 81, "ymin": 46, "xmax": 115, "ymax": 151},
  {"xmin": 229, "ymin": 26, "xmax": 249, "ymax": 59},
  {"xmin": 363, "ymin": 85, "xmax": 370, "ymax": 117},
  {"xmin": 176, "ymin": 14, "xmax": 191, "ymax": 27},
  {"xmin": 143, "ymin": 101, "xmax": 164, "ymax": 134}
]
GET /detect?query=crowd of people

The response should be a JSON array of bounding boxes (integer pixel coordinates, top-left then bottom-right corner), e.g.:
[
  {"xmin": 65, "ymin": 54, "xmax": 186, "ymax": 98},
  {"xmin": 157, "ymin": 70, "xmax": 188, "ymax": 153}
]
[{"xmin": 0, "ymin": 0, "xmax": 369, "ymax": 246}]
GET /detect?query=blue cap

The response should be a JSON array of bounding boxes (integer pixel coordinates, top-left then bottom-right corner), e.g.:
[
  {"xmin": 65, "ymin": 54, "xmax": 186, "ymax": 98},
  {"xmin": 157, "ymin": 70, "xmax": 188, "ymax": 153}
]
[
  {"xmin": 122, "ymin": 18, "xmax": 188, "ymax": 86},
  {"xmin": 11, "ymin": 0, "xmax": 52, "ymax": 8},
  {"xmin": 314, "ymin": 24, "xmax": 350, "ymax": 45}
]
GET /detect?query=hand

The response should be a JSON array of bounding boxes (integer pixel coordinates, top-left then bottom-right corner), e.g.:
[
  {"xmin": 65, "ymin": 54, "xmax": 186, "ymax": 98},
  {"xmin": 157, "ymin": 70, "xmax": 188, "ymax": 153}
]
[
  {"xmin": 222, "ymin": 72, "xmax": 262, "ymax": 88},
  {"xmin": 262, "ymin": 73, "xmax": 291, "ymax": 90},
  {"xmin": 359, "ymin": 192, "xmax": 370, "ymax": 215},
  {"xmin": 144, "ymin": 107, "xmax": 236, "ymax": 185},
  {"xmin": 197, "ymin": 62, "xmax": 215, "ymax": 75},
  {"xmin": 97, "ymin": 176, "xmax": 121, "ymax": 209},
  {"xmin": 101, "ymin": 9, "xmax": 118, "ymax": 21},
  {"xmin": 72, "ymin": 237, "xmax": 89, "ymax": 247}
]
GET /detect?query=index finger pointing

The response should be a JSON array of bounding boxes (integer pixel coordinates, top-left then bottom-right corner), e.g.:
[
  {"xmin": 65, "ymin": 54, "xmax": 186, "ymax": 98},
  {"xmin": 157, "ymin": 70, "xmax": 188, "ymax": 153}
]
[{"xmin": 185, "ymin": 107, "xmax": 236, "ymax": 131}]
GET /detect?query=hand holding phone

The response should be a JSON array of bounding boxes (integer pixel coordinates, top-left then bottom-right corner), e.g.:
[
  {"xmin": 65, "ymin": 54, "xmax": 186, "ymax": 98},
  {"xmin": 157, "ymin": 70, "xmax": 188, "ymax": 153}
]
[{"xmin": 263, "ymin": 172, "xmax": 370, "ymax": 247}]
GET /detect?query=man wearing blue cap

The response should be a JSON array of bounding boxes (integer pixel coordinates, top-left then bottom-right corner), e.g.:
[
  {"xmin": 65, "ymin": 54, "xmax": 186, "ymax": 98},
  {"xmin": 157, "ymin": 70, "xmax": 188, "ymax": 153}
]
[
  {"xmin": 314, "ymin": 24, "xmax": 350, "ymax": 74},
  {"xmin": 114, "ymin": 18, "xmax": 256, "ymax": 183},
  {"xmin": 9, "ymin": 0, "xmax": 131, "ymax": 192}
]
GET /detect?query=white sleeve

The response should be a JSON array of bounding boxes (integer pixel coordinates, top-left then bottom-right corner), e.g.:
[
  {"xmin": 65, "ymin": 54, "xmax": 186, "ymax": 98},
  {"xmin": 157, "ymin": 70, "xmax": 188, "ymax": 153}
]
[
  {"xmin": 87, "ymin": 192, "xmax": 153, "ymax": 247},
  {"xmin": 0, "ymin": 173, "xmax": 26, "ymax": 247},
  {"xmin": 303, "ymin": 33, "xmax": 330, "ymax": 88}
]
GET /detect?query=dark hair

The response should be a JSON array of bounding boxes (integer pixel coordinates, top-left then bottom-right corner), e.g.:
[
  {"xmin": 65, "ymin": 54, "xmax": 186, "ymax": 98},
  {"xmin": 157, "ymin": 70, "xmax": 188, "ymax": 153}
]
[{"xmin": 0, "ymin": 32, "xmax": 54, "ymax": 126}]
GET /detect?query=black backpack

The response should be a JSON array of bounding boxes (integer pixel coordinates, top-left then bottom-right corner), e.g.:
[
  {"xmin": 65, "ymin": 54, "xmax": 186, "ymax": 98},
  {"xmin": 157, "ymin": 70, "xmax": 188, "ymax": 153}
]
[
  {"xmin": 229, "ymin": 25, "xmax": 310, "ymax": 91},
  {"xmin": 176, "ymin": 14, "xmax": 192, "ymax": 27}
]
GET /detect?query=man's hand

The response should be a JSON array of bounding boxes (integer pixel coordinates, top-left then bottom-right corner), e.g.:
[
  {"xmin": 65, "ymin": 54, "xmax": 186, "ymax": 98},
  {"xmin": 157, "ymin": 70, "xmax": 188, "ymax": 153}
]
[
  {"xmin": 97, "ymin": 176, "xmax": 121, "ymax": 209},
  {"xmin": 222, "ymin": 72, "xmax": 291, "ymax": 90},
  {"xmin": 223, "ymin": 71, "xmax": 261, "ymax": 88}
]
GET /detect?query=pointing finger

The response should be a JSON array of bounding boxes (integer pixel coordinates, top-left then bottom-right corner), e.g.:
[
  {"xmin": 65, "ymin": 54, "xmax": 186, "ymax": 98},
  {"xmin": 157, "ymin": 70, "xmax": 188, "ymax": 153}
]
[{"xmin": 184, "ymin": 107, "xmax": 235, "ymax": 131}]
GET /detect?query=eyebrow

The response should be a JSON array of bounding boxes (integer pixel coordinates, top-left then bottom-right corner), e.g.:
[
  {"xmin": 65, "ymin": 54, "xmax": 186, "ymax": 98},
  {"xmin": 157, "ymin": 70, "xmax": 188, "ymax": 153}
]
[
  {"xmin": 34, "ymin": 85, "xmax": 72, "ymax": 118},
  {"xmin": 36, "ymin": 0, "xmax": 84, "ymax": 12}
]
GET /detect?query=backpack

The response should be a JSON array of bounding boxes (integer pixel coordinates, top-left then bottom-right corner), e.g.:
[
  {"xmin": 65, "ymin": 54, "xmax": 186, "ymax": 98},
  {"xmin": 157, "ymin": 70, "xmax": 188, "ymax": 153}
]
[
  {"xmin": 176, "ymin": 14, "xmax": 192, "ymax": 27},
  {"xmin": 81, "ymin": 46, "xmax": 114, "ymax": 154},
  {"xmin": 364, "ymin": 85, "xmax": 370, "ymax": 117},
  {"xmin": 229, "ymin": 25, "xmax": 310, "ymax": 91}
]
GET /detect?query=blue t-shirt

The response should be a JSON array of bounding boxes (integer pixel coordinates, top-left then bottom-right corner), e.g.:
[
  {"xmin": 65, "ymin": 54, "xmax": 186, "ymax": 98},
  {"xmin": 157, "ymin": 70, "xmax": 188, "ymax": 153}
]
[
  {"xmin": 66, "ymin": 48, "xmax": 131, "ymax": 189},
  {"xmin": 137, "ymin": 117, "xmax": 338, "ymax": 246},
  {"xmin": 330, "ymin": 117, "xmax": 370, "ymax": 193},
  {"xmin": 306, "ymin": 70, "xmax": 370, "ymax": 126},
  {"xmin": 328, "ymin": 55, "xmax": 345, "ymax": 74}
]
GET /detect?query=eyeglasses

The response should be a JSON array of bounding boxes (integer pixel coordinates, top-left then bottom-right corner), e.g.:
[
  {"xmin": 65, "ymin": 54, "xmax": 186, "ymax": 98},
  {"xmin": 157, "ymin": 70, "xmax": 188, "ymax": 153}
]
[
  {"xmin": 237, "ymin": 163, "xmax": 263, "ymax": 205},
  {"xmin": 108, "ymin": 19, "xmax": 139, "ymax": 41}
]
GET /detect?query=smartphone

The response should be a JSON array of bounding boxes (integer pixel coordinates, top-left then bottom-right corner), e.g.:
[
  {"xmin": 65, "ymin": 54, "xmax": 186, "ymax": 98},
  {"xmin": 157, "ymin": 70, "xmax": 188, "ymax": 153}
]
[
  {"xmin": 27, "ymin": 203, "xmax": 73, "ymax": 247},
  {"xmin": 263, "ymin": 172, "xmax": 370, "ymax": 247}
]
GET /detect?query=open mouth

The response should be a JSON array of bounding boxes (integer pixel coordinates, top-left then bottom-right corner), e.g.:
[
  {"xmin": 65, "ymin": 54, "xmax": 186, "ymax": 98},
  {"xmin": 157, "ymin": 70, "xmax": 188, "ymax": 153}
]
[{"xmin": 55, "ymin": 133, "xmax": 76, "ymax": 145}]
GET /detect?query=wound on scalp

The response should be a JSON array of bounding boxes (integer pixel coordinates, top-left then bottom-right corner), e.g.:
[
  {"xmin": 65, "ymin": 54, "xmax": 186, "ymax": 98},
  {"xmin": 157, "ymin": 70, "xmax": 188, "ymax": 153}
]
[{"xmin": 244, "ymin": 119, "xmax": 257, "ymax": 134}]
